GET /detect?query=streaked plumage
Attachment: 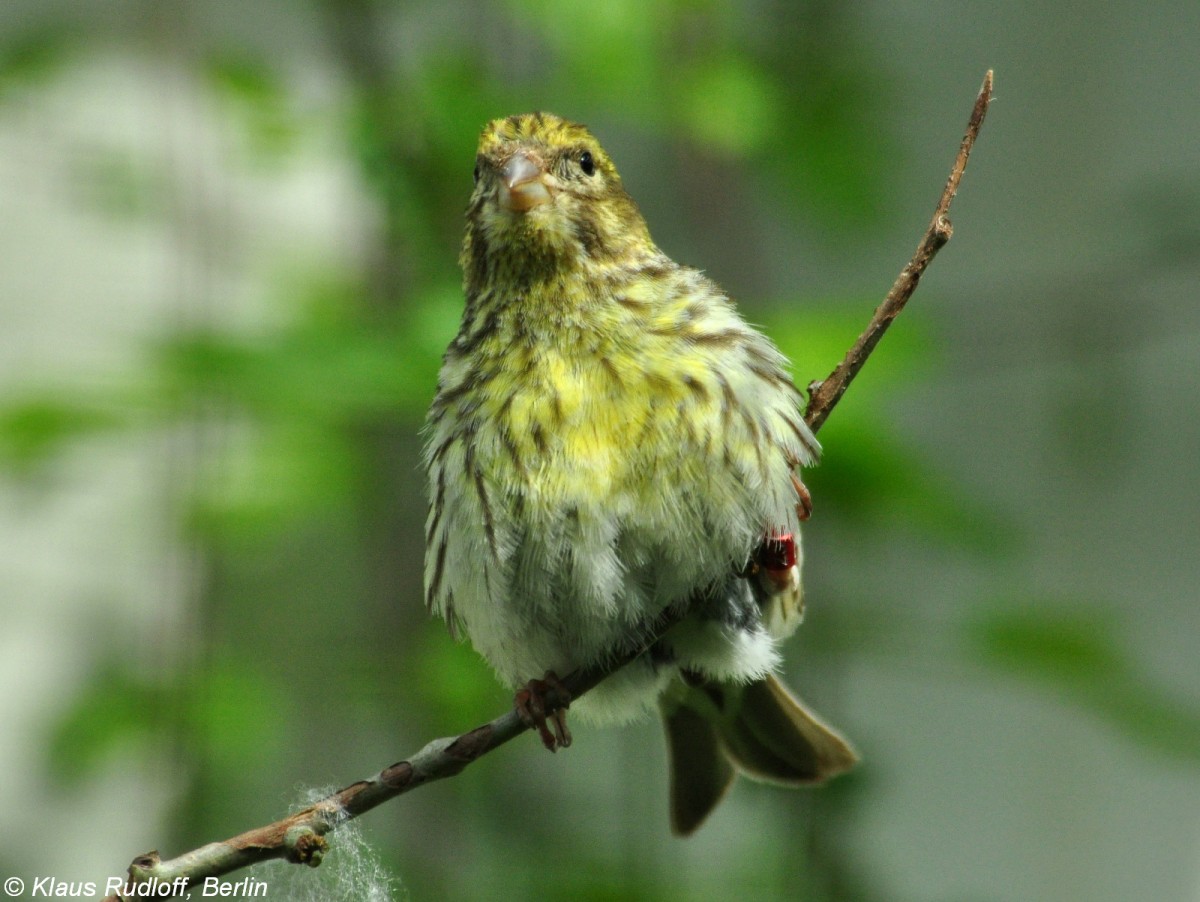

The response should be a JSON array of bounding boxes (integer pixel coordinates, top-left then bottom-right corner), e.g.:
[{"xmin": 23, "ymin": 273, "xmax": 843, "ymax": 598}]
[{"xmin": 424, "ymin": 112, "xmax": 855, "ymax": 833}]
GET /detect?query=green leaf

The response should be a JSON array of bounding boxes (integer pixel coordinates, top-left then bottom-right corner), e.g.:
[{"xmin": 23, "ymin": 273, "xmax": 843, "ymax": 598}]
[
  {"xmin": 760, "ymin": 302, "xmax": 937, "ymax": 392},
  {"xmin": 0, "ymin": 28, "xmax": 72, "ymax": 98},
  {"xmin": 760, "ymin": 48, "xmax": 897, "ymax": 231},
  {"xmin": 186, "ymin": 658, "xmax": 290, "ymax": 768},
  {"xmin": 509, "ymin": 0, "xmax": 669, "ymax": 116},
  {"xmin": 971, "ymin": 604, "xmax": 1200, "ymax": 763},
  {"xmin": 676, "ymin": 57, "xmax": 779, "ymax": 158},
  {"xmin": 974, "ymin": 607, "xmax": 1123, "ymax": 683},
  {"xmin": 151, "ymin": 307, "xmax": 443, "ymax": 423},
  {"xmin": 183, "ymin": 421, "xmax": 359, "ymax": 544},
  {"xmin": 0, "ymin": 396, "xmax": 120, "ymax": 473},
  {"xmin": 46, "ymin": 660, "xmax": 166, "ymax": 785},
  {"xmin": 204, "ymin": 53, "xmax": 299, "ymax": 162}
]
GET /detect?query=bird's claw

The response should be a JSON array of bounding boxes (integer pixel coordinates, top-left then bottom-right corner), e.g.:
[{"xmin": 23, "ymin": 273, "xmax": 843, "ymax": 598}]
[{"xmin": 515, "ymin": 671, "xmax": 573, "ymax": 751}]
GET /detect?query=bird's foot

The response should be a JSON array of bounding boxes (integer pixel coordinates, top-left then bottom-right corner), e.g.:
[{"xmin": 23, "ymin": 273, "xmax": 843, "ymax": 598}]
[{"xmin": 515, "ymin": 671, "xmax": 572, "ymax": 751}]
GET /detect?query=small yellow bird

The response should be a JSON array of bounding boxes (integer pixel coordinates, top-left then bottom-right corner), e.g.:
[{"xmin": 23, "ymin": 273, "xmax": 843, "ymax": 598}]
[{"xmin": 424, "ymin": 112, "xmax": 856, "ymax": 834}]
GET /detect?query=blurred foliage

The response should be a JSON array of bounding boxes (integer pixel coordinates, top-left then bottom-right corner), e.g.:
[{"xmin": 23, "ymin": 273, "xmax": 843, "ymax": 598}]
[
  {"xmin": 204, "ymin": 54, "xmax": 303, "ymax": 163},
  {"xmin": 767, "ymin": 306, "xmax": 1016, "ymax": 551},
  {"xmin": 47, "ymin": 659, "xmax": 168, "ymax": 786},
  {"xmin": 0, "ymin": 2, "xmax": 1195, "ymax": 901},
  {"xmin": 0, "ymin": 395, "xmax": 122, "ymax": 475},
  {"xmin": 67, "ymin": 147, "xmax": 171, "ymax": 220},
  {"xmin": 0, "ymin": 25, "xmax": 73, "ymax": 97},
  {"xmin": 49, "ymin": 654, "xmax": 291, "ymax": 786},
  {"xmin": 973, "ymin": 605, "xmax": 1200, "ymax": 763}
]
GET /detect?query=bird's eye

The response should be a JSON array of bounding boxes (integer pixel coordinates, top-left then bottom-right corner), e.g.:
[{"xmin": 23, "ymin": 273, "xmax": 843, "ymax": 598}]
[
  {"xmin": 579, "ymin": 151, "xmax": 595, "ymax": 177},
  {"xmin": 473, "ymin": 162, "xmax": 481, "ymax": 184}
]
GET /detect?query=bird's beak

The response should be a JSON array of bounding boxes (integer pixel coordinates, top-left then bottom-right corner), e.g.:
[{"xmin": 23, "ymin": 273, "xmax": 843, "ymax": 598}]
[{"xmin": 499, "ymin": 152, "xmax": 551, "ymax": 212}]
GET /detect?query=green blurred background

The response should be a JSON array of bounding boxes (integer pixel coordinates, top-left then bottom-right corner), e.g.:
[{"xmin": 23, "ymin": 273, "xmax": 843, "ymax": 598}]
[{"xmin": 2, "ymin": 2, "xmax": 1198, "ymax": 900}]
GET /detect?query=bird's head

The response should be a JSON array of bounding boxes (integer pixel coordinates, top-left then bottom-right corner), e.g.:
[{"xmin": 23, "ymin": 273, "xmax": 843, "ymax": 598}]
[{"xmin": 462, "ymin": 112, "xmax": 653, "ymax": 293}]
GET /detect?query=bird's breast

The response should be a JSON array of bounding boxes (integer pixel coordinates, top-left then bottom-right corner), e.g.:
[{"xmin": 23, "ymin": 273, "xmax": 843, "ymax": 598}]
[{"xmin": 487, "ymin": 349, "xmax": 630, "ymax": 499}]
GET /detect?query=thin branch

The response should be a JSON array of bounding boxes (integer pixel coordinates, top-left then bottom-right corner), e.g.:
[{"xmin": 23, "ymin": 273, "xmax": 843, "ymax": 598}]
[
  {"xmin": 804, "ymin": 69, "xmax": 994, "ymax": 432},
  {"xmin": 102, "ymin": 71, "xmax": 993, "ymax": 902},
  {"xmin": 100, "ymin": 616, "xmax": 684, "ymax": 900}
]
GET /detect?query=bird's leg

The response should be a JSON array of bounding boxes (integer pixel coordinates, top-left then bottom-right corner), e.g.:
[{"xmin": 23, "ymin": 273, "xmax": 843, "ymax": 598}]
[
  {"xmin": 755, "ymin": 533, "xmax": 798, "ymax": 593},
  {"xmin": 514, "ymin": 671, "xmax": 573, "ymax": 751},
  {"xmin": 791, "ymin": 472, "xmax": 813, "ymax": 522}
]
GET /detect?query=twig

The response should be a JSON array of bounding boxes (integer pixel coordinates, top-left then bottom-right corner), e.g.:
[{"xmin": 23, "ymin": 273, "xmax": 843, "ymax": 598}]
[
  {"xmin": 102, "ymin": 70, "xmax": 993, "ymax": 902},
  {"xmin": 99, "ymin": 617, "xmax": 683, "ymax": 900},
  {"xmin": 804, "ymin": 69, "xmax": 994, "ymax": 431}
]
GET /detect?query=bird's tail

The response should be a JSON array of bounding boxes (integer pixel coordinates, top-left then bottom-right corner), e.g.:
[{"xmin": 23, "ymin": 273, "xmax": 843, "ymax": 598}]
[{"xmin": 660, "ymin": 674, "xmax": 857, "ymax": 835}]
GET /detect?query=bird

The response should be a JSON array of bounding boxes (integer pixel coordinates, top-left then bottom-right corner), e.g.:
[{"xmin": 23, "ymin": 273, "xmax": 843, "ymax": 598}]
[{"xmin": 423, "ymin": 111, "xmax": 856, "ymax": 835}]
